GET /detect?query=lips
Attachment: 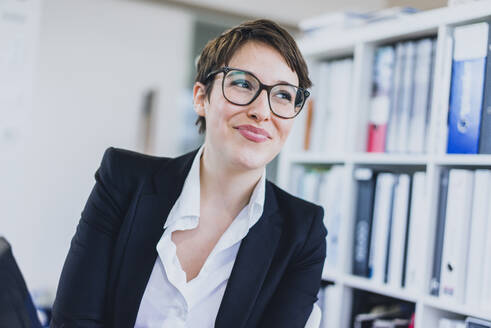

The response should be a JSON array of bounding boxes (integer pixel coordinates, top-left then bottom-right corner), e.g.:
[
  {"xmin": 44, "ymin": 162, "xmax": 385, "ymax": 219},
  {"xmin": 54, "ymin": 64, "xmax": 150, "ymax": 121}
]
[{"xmin": 235, "ymin": 124, "xmax": 271, "ymax": 143}]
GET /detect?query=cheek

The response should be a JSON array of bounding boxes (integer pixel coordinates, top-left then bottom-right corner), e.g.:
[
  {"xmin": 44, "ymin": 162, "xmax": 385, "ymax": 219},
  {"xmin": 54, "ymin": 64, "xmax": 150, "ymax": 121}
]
[
  {"xmin": 205, "ymin": 95, "xmax": 229, "ymax": 125},
  {"xmin": 275, "ymin": 119, "xmax": 294, "ymax": 143},
  {"xmin": 205, "ymin": 102, "xmax": 239, "ymax": 141}
]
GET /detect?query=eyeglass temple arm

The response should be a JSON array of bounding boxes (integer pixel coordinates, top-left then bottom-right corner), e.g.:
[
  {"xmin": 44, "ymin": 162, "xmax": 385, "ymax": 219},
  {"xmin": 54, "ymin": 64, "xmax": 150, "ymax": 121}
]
[{"xmin": 205, "ymin": 67, "xmax": 232, "ymax": 80}]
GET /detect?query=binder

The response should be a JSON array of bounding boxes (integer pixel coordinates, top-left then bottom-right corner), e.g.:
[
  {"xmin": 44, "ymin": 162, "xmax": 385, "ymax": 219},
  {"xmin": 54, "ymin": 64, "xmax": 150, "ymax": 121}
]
[
  {"xmin": 321, "ymin": 166, "xmax": 344, "ymax": 272},
  {"xmin": 353, "ymin": 168, "xmax": 377, "ymax": 277},
  {"xmin": 310, "ymin": 62, "xmax": 331, "ymax": 152},
  {"xmin": 400, "ymin": 174, "xmax": 413, "ymax": 289},
  {"xmin": 387, "ymin": 42, "xmax": 406, "ymax": 153},
  {"xmin": 405, "ymin": 172, "xmax": 427, "ymax": 291},
  {"xmin": 465, "ymin": 170, "xmax": 491, "ymax": 307},
  {"xmin": 430, "ymin": 169, "xmax": 450, "ymax": 296},
  {"xmin": 387, "ymin": 174, "xmax": 410, "ymax": 288},
  {"xmin": 408, "ymin": 38, "xmax": 434, "ymax": 154},
  {"xmin": 324, "ymin": 59, "xmax": 353, "ymax": 153},
  {"xmin": 369, "ymin": 173, "xmax": 396, "ymax": 283},
  {"xmin": 447, "ymin": 22, "xmax": 488, "ymax": 154},
  {"xmin": 424, "ymin": 40, "xmax": 437, "ymax": 154},
  {"xmin": 383, "ymin": 176, "xmax": 398, "ymax": 284},
  {"xmin": 465, "ymin": 317, "xmax": 491, "ymax": 328},
  {"xmin": 481, "ymin": 180, "xmax": 491, "ymax": 311},
  {"xmin": 397, "ymin": 41, "xmax": 416, "ymax": 153},
  {"xmin": 301, "ymin": 168, "xmax": 322, "ymax": 203},
  {"xmin": 367, "ymin": 46, "xmax": 395, "ymax": 152},
  {"xmin": 436, "ymin": 36, "xmax": 455, "ymax": 155},
  {"xmin": 440, "ymin": 169, "xmax": 474, "ymax": 304}
]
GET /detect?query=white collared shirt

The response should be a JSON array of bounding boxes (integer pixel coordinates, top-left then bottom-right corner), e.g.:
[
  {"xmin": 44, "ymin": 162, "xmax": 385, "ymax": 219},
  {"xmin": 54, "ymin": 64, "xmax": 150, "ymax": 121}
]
[{"xmin": 135, "ymin": 146, "xmax": 266, "ymax": 328}]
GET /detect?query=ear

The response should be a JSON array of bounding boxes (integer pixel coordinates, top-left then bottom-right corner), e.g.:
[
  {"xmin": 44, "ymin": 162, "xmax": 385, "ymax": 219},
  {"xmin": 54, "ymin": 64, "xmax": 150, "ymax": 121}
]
[{"xmin": 193, "ymin": 82, "xmax": 207, "ymax": 117}]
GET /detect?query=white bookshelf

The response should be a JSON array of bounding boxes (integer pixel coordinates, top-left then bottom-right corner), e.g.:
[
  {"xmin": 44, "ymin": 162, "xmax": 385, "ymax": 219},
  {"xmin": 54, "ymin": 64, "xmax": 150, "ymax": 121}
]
[{"xmin": 278, "ymin": 3, "xmax": 491, "ymax": 327}]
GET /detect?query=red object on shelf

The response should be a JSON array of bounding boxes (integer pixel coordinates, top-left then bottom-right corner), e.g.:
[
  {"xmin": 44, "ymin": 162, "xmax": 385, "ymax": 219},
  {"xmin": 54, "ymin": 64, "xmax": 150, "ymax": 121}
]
[
  {"xmin": 408, "ymin": 313, "xmax": 415, "ymax": 328},
  {"xmin": 367, "ymin": 123, "xmax": 387, "ymax": 152}
]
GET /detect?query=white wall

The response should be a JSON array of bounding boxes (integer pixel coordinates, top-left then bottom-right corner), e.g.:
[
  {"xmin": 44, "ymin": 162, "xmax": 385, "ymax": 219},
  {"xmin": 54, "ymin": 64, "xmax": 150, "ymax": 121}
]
[
  {"xmin": 168, "ymin": 0, "xmax": 387, "ymax": 26},
  {"xmin": 1, "ymin": 0, "xmax": 193, "ymax": 302}
]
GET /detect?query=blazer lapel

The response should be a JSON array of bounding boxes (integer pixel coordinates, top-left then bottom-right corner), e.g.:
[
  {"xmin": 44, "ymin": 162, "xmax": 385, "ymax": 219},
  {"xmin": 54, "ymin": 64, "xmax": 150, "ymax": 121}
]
[
  {"xmin": 215, "ymin": 182, "xmax": 282, "ymax": 328},
  {"xmin": 112, "ymin": 148, "xmax": 199, "ymax": 327}
]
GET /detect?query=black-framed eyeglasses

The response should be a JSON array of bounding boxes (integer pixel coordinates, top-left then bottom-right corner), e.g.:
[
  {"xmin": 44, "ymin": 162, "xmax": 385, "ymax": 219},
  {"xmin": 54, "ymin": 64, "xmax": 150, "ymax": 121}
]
[{"xmin": 206, "ymin": 66, "xmax": 310, "ymax": 119}]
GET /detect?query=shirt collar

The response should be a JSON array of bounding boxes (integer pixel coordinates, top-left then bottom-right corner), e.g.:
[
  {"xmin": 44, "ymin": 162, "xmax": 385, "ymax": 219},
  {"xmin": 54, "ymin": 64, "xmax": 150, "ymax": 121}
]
[
  {"xmin": 247, "ymin": 168, "xmax": 266, "ymax": 229},
  {"xmin": 164, "ymin": 145, "xmax": 203, "ymax": 229},
  {"xmin": 164, "ymin": 145, "xmax": 266, "ymax": 230}
]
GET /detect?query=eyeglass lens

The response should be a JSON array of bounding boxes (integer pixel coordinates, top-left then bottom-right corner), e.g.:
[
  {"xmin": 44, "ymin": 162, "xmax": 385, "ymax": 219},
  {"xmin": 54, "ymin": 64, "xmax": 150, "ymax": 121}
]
[{"xmin": 223, "ymin": 70, "xmax": 305, "ymax": 118}]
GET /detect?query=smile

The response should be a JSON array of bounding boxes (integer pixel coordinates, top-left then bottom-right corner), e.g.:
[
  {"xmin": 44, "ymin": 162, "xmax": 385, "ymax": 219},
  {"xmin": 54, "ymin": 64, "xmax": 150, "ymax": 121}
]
[{"xmin": 235, "ymin": 125, "xmax": 270, "ymax": 143}]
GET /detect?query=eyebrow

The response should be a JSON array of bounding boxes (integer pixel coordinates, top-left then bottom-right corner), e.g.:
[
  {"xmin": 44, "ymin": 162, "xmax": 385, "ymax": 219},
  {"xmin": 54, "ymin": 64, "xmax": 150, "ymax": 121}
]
[
  {"xmin": 227, "ymin": 66, "xmax": 298, "ymax": 86},
  {"xmin": 231, "ymin": 70, "xmax": 296, "ymax": 86}
]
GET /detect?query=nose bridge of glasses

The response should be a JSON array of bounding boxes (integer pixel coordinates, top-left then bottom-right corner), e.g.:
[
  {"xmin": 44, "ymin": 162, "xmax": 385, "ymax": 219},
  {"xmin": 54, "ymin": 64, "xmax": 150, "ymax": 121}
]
[
  {"xmin": 246, "ymin": 85, "xmax": 271, "ymax": 118},
  {"xmin": 256, "ymin": 85, "xmax": 273, "ymax": 107}
]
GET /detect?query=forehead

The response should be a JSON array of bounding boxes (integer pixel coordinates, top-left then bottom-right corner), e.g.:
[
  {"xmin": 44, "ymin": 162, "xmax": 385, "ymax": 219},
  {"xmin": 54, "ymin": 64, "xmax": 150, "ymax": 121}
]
[{"xmin": 227, "ymin": 41, "xmax": 299, "ymax": 86}]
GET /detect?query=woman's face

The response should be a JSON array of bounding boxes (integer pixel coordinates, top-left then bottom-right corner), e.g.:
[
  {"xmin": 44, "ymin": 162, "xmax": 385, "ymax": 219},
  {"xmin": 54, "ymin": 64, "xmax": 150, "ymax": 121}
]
[{"xmin": 194, "ymin": 41, "xmax": 299, "ymax": 172}]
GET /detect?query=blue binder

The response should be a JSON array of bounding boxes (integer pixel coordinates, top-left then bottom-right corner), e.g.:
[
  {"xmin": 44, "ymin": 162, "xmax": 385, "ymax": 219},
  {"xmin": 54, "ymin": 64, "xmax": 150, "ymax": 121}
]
[
  {"xmin": 447, "ymin": 59, "xmax": 486, "ymax": 153},
  {"xmin": 447, "ymin": 22, "xmax": 488, "ymax": 154}
]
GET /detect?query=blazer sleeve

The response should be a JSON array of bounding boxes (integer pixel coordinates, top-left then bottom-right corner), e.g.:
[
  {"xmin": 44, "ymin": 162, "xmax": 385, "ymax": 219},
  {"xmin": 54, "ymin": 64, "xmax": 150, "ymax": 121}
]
[
  {"xmin": 259, "ymin": 205, "xmax": 327, "ymax": 328},
  {"xmin": 51, "ymin": 147, "xmax": 131, "ymax": 328}
]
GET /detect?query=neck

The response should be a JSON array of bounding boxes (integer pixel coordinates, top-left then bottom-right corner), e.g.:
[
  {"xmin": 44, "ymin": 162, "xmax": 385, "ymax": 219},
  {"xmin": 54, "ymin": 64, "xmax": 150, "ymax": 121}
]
[{"xmin": 199, "ymin": 144, "xmax": 264, "ymax": 220}]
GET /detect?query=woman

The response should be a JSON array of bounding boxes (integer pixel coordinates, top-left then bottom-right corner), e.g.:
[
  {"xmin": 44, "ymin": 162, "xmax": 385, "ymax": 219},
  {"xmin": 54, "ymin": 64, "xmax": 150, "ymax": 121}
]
[{"xmin": 51, "ymin": 19, "xmax": 327, "ymax": 328}]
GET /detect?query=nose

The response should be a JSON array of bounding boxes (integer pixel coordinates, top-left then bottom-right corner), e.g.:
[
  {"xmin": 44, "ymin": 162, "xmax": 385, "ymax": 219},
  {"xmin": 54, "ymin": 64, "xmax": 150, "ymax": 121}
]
[{"xmin": 247, "ymin": 89, "xmax": 270, "ymax": 121}]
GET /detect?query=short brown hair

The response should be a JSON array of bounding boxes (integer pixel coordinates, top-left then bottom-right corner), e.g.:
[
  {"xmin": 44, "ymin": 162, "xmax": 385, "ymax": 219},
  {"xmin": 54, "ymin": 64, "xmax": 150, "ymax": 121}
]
[{"xmin": 194, "ymin": 19, "xmax": 312, "ymax": 134}]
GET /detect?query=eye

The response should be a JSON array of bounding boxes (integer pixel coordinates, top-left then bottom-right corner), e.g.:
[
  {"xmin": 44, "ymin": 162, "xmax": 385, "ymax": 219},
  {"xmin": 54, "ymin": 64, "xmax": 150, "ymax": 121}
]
[
  {"xmin": 231, "ymin": 79, "xmax": 251, "ymax": 89},
  {"xmin": 277, "ymin": 92, "xmax": 292, "ymax": 101},
  {"xmin": 274, "ymin": 90, "xmax": 293, "ymax": 102}
]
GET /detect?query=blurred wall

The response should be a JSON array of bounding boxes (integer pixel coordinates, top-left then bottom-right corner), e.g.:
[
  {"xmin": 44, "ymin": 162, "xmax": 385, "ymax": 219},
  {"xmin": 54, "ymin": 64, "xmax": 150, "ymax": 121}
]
[{"xmin": 2, "ymin": 0, "xmax": 193, "ymax": 301}]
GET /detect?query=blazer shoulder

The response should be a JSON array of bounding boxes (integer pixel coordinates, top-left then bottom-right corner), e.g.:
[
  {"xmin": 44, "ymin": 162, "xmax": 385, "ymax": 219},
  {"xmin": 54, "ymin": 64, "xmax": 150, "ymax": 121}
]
[
  {"xmin": 268, "ymin": 181, "xmax": 323, "ymax": 219},
  {"xmin": 268, "ymin": 181, "xmax": 325, "ymax": 234},
  {"xmin": 268, "ymin": 181, "xmax": 327, "ymax": 255},
  {"xmin": 97, "ymin": 147, "xmax": 171, "ymax": 192}
]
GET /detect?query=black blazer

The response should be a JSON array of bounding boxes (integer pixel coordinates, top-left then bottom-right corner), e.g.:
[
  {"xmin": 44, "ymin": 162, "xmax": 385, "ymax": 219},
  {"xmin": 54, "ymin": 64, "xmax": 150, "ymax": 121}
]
[
  {"xmin": 51, "ymin": 147, "xmax": 327, "ymax": 328},
  {"xmin": 0, "ymin": 237, "xmax": 42, "ymax": 328}
]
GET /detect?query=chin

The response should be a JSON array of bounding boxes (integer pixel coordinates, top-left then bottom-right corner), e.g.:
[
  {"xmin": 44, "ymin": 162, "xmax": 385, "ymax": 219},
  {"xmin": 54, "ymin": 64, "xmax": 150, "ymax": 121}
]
[{"xmin": 230, "ymin": 148, "xmax": 271, "ymax": 171}]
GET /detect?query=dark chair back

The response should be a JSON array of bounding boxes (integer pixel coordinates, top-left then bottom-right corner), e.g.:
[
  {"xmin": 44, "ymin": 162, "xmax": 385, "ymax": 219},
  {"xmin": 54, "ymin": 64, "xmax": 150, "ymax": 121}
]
[{"xmin": 0, "ymin": 236, "xmax": 42, "ymax": 328}]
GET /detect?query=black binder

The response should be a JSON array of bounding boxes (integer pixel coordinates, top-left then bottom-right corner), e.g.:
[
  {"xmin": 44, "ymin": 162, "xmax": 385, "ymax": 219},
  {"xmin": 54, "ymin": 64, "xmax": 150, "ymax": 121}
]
[
  {"xmin": 352, "ymin": 168, "xmax": 377, "ymax": 277},
  {"xmin": 429, "ymin": 169, "xmax": 450, "ymax": 296}
]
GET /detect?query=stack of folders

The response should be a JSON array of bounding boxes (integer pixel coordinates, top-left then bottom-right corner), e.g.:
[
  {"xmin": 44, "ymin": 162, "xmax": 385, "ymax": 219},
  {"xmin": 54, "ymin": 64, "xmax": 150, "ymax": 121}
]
[
  {"xmin": 429, "ymin": 169, "xmax": 491, "ymax": 310},
  {"xmin": 446, "ymin": 21, "xmax": 491, "ymax": 154},
  {"xmin": 289, "ymin": 165, "xmax": 345, "ymax": 274},
  {"xmin": 439, "ymin": 317, "xmax": 491, "ymax": 328},
  {"xmin": 291, "ymin": 58, "xmax": 353, "ymax": 153},
  {"xmin": 352, "ymin": 168, "xmax": 429, "ymax": 292},
  {"xmin": 354, "ymin": 304, "xmax": 414, "ymax": 328},
  {"xmin": 465, "ymin": 317, "xmax": 491, "ymax": 328},
  {"xmin": 355, "ymin": 316, "xmax": 410, "ymax": 328},
  {"xmin": 366, "ymin": 38, "xmax": 436, "ymax": 154}
]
